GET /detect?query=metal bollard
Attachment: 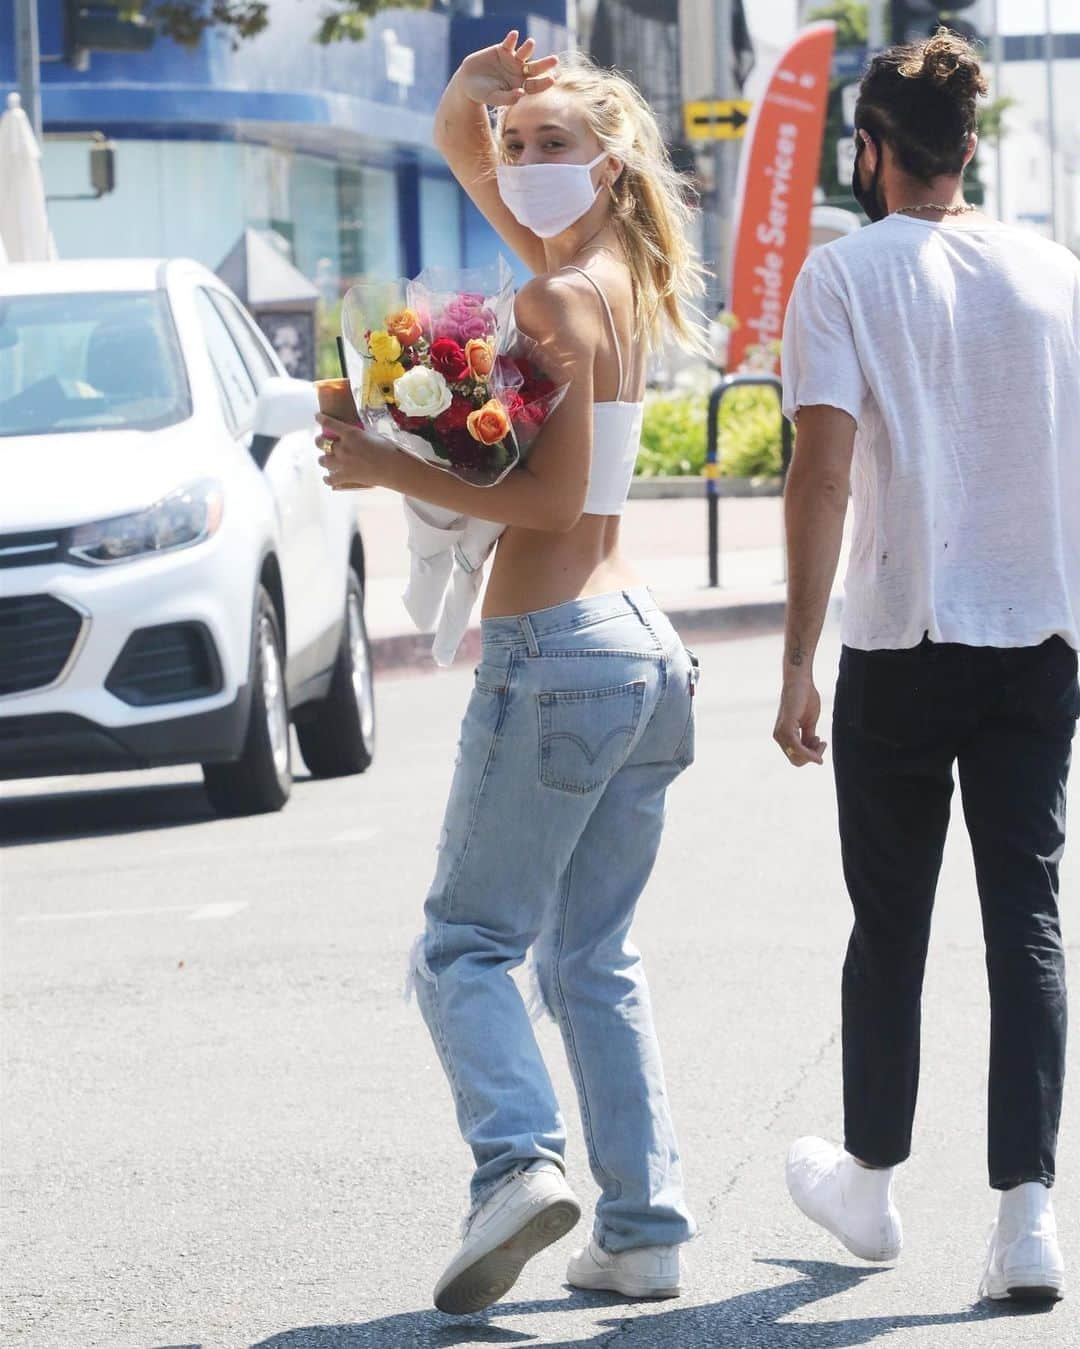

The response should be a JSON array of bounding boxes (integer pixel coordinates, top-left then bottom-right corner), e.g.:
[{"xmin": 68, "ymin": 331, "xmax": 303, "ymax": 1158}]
[{"xmin": 704, "ymin": 373, "xmax": 792, "ymax": 587}]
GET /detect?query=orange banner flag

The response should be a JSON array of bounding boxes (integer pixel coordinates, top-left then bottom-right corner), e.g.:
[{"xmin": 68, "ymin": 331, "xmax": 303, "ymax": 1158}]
[{"xmin": 726, "ymin": 22, "xmax": 837, "ymax": 373}]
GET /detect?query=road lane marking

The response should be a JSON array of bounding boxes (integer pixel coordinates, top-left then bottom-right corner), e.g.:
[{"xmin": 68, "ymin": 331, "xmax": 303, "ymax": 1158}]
[
  {"xmin": 17, "ymin": 904, "xmax": 194, "ymax": 922},
  {"xmin": 333, "ymin": 827, "xmax": 380, "ymax": 843},
  {"xmin": 17, "ymin": 901, "xmax": 249, "ymax": 923},
  {"xmin": 188, "ymin": 901, "xmax": 248, "ymax": 921}
]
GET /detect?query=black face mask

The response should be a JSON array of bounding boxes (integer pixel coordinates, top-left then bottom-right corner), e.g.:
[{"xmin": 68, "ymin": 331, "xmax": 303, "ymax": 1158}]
[{"xmin": 852, "ymin": 133, "xmax": 887, "ymax": 223}]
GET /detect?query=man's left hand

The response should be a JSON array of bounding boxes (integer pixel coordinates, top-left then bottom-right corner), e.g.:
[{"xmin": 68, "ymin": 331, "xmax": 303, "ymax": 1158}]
[{"xmin": 773, "ymin": 676, "xmax": 827, "ymax": 767}]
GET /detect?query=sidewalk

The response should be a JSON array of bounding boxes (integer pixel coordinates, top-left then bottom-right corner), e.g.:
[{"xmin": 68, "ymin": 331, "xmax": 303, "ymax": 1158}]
[{"xmin": 354, "ymin": 489, "xmax": 843, "ymax": 672}]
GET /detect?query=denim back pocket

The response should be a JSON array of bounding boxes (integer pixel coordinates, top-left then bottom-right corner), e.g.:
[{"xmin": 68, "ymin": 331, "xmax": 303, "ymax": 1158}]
[{"xmin": 538, "ymin": 680, "xmax": 646, "ymax": 794}]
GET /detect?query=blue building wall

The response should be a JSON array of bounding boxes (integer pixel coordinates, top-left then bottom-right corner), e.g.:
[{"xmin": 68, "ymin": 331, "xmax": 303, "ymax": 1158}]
[{"xmin": 0, "ymin": 1, "xmax": 571, "ymax": 285}]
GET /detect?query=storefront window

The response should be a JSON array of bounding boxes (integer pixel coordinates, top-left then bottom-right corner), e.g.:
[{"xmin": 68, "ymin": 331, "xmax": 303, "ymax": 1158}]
[
  {"xmin": 44, "ymin": 141, "xmax": 404, "ymax": 288},
  {"xmin": 337, "ymin": 163, "xmax": 402, "ymax": 287},
  {"xmin": 420, "ymin": 174, "xmax": 463, "ymax": 272}
]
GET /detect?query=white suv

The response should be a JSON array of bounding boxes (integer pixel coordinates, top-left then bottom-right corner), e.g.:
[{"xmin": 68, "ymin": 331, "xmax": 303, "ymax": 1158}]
[{"xmin": 0, "ymin": 258, "xmax": 375, "ymax": 814}]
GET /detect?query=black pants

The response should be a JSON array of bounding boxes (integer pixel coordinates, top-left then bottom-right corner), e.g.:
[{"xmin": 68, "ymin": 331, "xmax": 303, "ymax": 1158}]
[{"xmin": 833, "ymin": 636, "xmax": 1079, "ymax": 1189}]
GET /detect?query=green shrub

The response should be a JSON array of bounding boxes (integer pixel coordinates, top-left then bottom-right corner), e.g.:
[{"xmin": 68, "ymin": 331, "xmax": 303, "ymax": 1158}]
[
  {"xmin": 637, "ymin": 393, "xmax": 707, "ymax": 476},
  {"xmin": 637, "ymin": 387, "xmax": 784, "ymax": 478},
  {"xmin": 316, "ymin": 300, "xmax": 344, "ymax": 380}
]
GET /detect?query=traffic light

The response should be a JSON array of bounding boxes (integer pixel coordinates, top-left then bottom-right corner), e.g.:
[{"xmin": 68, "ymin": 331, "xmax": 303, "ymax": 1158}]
[
  {"xmin": 64, "ymin": 2, "xmax": 155, "ymax": 69},
  {"xmin": 890, "ymin": 1, "xmax": 979, "ymax": 45}
]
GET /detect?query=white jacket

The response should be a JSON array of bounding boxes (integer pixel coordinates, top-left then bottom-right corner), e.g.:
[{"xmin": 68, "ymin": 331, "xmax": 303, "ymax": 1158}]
[{"xmin": 402, "ymin": 498, "xmax": 504, "ymax": 667}]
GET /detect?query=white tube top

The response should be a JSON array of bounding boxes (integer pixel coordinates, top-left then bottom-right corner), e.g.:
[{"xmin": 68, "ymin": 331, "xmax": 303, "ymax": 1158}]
[
  {"xmin": 559, "ymin": 264, "xmax": 643, "ymax": 518},
  {"xmin": 584, "ymin": 400, "xmax": 644, "ymax": 516}
]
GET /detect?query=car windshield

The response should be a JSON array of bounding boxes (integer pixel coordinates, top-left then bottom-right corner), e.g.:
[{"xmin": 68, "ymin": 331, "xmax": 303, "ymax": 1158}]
[{"xmin": 0, "ymin": 290, "xmax": 191, "ymax": 437}]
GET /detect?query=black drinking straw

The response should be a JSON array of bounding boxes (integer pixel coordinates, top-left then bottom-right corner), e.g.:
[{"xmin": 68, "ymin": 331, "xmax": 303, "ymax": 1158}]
[{"xmin": 336, "ymin": 335, "xmax": 348, "ymax": 379}]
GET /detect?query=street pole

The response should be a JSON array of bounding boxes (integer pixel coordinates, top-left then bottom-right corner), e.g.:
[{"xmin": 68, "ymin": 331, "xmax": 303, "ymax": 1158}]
[
  {"xmin": 1045, "ymin": 0, "xmax": 1059, "ymax": 241},
  {"xmin": 15, "ymin": 0, "xmax": 43, "ymax": 142},
  {"xmin": 712, "ymin": 0, "xmax": 734, "ymax": 308},
  {"xmin": 867, "ymin": 0, "xmax": 886, "ymax": 51},
  {"xmin": 991, "ymin": 0, "xmax": 1005, "ymax": 220}
]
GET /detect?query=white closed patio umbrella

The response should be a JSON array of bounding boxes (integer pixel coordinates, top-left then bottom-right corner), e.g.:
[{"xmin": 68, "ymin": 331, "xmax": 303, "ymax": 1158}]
[{"xmin": 0, "ymin": 92, "xmax": 57, "ymax": 263}]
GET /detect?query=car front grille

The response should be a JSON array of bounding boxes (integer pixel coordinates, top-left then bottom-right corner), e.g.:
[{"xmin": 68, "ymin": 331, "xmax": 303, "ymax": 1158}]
[
  {"xmin": 0, "ymin": 595, "xmax": 85, "ymax": 696},
  {"xmin": 0, "ymin": 529, "xmax": 65, "ymax": 570},
  {"xmin": 106, "ymin": 623, "xmax": 222, "ymax": 707}
]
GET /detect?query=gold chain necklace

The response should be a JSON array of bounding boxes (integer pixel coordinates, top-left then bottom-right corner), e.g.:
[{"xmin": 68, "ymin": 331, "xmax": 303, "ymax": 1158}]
[{"xmin": 893, "ymin": 201, "xmax": 978, "ymax": 217}]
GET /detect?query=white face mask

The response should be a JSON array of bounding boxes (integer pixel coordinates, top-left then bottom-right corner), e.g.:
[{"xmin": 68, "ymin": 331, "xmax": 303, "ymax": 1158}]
[{"xmin": 496, "ymin": 151, "xmax": 609, "ymax": 239}]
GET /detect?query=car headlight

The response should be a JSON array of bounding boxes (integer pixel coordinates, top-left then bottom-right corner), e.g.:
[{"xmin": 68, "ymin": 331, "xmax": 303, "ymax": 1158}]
[{"xmin": 67, "ymin": 480, "xmax": 224, "ymax": 566}]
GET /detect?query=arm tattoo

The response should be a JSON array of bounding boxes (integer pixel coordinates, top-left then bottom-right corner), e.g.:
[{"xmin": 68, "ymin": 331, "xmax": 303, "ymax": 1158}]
[{"xmin": 789, "ymin": 638, "xmax": 805, "ymax": 668}]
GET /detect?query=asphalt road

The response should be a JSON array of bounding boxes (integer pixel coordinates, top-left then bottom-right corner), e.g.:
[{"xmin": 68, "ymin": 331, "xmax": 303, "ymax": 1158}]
[{"xmin": 3, "ymin": 628, "xmax": 1078, "ymax": 1349}]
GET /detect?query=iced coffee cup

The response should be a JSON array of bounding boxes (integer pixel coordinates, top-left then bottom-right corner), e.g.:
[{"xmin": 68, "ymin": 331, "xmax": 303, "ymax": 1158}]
[{"xmin": 314, "ymin": 377, "xmax": 359, "ymax": 424}]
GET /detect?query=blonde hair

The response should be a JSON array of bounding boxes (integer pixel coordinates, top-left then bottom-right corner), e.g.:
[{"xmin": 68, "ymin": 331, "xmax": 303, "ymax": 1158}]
[{"xmin": 496, "ymin": 51, "xmax": 709, "ymax": 354}]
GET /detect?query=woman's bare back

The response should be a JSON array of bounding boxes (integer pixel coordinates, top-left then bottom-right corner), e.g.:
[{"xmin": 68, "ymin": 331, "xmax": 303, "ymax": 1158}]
[{"xmin": 483, "ymin": 252, "xmax": 644, "ymax": 619}]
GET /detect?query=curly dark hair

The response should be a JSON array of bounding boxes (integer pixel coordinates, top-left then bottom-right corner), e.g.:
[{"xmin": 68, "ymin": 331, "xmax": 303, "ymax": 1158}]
[{"xmin": 855, "ymin": 30, "xmax": 990, "ymax": 183}]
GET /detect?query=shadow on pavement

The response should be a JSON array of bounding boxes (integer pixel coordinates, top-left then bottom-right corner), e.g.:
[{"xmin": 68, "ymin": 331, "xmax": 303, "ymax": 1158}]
[
  {"xmin": 250, "ymin": 1257, "xmax": 1059, "ymax": 1348},
  {"xmin": 0, "ymin": 780, "xmax": 217, "ymax": 846},
  {"xmin": 0, "ymin": 772, "xmax": 320, "ymax": 847}
]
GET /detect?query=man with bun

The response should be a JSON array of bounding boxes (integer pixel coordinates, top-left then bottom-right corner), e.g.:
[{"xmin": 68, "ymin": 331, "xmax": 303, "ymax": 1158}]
[{"xmin": 775, "ymin": 30, "xmax": 1079, "ymax": 1302}]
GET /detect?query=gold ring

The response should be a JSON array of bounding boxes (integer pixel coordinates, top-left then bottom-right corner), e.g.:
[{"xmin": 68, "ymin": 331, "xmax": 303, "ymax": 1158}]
[
  {"xmin": 522, "ymin": 60, "xmax": 532, "ymax": 80},
  {"xmin": 316, "ymin": 435, "xmax": 335, "ymax": 454},
  {"xmin": 784, "ymin": 746, "xmax": 796, "ymax": 759}
]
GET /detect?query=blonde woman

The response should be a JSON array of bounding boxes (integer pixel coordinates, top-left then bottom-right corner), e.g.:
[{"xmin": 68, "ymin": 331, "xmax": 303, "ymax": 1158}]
[{"xmin": 316, "ymin": 33, "xmax": 706, "ymax": 1315}]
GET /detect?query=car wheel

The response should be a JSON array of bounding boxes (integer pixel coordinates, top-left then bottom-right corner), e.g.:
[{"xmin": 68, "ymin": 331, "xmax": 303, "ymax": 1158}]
[
  {"xmin": 296, "ymin": 567, "xmax": 375, "ymax": 778},
  {"xmin": 202, "ymin": 585, "xmax": 292, "ymax": 815}
]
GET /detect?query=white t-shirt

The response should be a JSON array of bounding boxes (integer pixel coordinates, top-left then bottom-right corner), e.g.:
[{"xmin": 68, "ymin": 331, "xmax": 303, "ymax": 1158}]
[{"xmin": 782, "ymin": 213, "xmax": 1080, "ymax": 651}]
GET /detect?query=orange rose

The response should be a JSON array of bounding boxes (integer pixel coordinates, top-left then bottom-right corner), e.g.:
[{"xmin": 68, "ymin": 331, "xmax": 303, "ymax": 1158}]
[
  {"xmin": 386, "ymin": 307, "xmax": 423, "ymax": 347},
  {"xmin": 464, "ymin": 337, "xmax": 495, "ymax": 378},
  {"xmin": 466, "ymin": 398, "xmax": 511, "ymax": 445}
]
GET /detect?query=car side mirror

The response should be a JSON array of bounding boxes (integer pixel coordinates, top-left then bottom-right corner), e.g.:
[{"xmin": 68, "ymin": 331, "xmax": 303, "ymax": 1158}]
[{"xmin": 250, "ymin": 376, "xmax": 318, "ymax": 468}]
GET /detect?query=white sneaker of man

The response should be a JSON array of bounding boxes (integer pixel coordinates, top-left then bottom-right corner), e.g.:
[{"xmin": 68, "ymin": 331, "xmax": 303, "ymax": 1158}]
[
  {"xmin": 979, "ymin": 1181, "xmax": 1066, "ymax": 1302},
  {"xmin": 566, "ymin": 1237, "xmax": 682, "ymax": 1299},
  {"xmin": 786, "ymin": 1137, "xmax": 903, "ymax": 1262},
  {"xmin": 433, "ymin": 1162, "xmax": 582, "ymax": 1315}
]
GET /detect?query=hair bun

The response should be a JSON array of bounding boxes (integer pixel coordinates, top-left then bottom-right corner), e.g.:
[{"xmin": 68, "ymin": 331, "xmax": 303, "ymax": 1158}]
[{"xmin": 899, "ymin": 30, "xmax": 988, "ymax": 97}]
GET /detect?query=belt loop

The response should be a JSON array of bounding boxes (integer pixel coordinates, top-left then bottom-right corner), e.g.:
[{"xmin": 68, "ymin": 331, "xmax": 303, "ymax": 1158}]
[
  {"xmin": 624, "ymin": 589, "xmax": 647, "ymax": 624},
  {"xmin": 519, "ymin": 614, "xmax": 540, "ymax": 656}
]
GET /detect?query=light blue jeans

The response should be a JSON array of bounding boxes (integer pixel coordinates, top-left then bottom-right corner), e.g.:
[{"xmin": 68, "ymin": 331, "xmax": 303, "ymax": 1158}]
[{"xmin": 412, "ymin": 588, "xmax": 698, "ymax": 1252}]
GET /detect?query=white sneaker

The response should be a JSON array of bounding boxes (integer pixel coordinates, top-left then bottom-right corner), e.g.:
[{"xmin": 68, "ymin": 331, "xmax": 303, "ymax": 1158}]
[
  {"xmin": 567, "ymin": 1236, "xmax": 682, "ymax": 1299},
  {"xmin": 433, "ymin": 1162, "xmax": 581, "ymax": 1315},
  {"xmin": 786, "ymin": 1137, "xmax": 903, "ymax": 1262},
  {"xmin": 979, "ymin": 1182, "xmax": 1065, "ymax": 1302}
]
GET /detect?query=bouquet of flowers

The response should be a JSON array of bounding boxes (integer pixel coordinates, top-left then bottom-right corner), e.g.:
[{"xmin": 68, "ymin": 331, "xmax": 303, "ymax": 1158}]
[{"xmin": 339, "ymin": 257, "xmax": 567, "ymax": 487}]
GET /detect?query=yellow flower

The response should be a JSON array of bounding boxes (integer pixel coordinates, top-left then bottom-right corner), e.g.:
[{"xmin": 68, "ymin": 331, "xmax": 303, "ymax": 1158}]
[
  {"xmin": 369, "ymin": 329, "xmax": 403, "ymax": 364},
  {"xmin": 363, "ymin": 360, "xmax": 406, "ymax": 406}
]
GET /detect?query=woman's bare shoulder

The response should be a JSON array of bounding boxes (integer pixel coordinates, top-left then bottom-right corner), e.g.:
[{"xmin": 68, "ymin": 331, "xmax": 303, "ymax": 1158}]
[{"xmin": 514, "ymin": 272, "xmax": 600, "ymax": 352}]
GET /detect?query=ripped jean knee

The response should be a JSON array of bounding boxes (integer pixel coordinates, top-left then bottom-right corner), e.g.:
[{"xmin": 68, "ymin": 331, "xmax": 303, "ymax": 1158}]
[
  {"xmin": 525, "ymin": 940, "xmax": 558, "ymax": 1026},
  {"xmin": 404, "ymin": 930, "xmax": 437, "ymax": 1004}
]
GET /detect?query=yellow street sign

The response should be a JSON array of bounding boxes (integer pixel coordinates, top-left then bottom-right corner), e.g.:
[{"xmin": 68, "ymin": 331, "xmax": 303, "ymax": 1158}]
[{"xmin": 684, "ymin": 99, "xmax": 752, "ymax": 141}]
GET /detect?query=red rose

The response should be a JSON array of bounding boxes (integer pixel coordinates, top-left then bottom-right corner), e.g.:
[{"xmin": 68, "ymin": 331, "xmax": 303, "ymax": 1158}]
[
  {"xmin": 501, "ymin": 390, "xmax": 526, "ymax": 421},
  {"xmin": 434, "ymin": 395, "xmax": 472, "ymax": 435},
  {"xmin": 429, "ymin": 338, "xmax": 470, "ymax": 382},
  {"xmin": 522, "ymin": 376, "xmax": 557, "ymax": 401},
  {"xmin": 440, "ymin": 425, "xmax": 491, "ymax": 470},
  {"xmin": 517, "ymin": 400, "xmax": 546, "ymax": 427},
  {"xmin": 389, "ymin": 405, "xmax": 429, "ymax": 433}
]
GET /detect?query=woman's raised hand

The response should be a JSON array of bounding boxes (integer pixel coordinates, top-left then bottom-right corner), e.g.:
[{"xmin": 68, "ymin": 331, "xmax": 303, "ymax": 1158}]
[{"xmin": 459, "ymin": 30, "xmax": 559, "ymax": 108}]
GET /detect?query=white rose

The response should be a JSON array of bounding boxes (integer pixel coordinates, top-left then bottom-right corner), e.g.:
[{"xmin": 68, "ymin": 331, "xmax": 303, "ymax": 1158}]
[{"xmin": 393, "ymin": 365, "xmax": 453, "ymax": 419}]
